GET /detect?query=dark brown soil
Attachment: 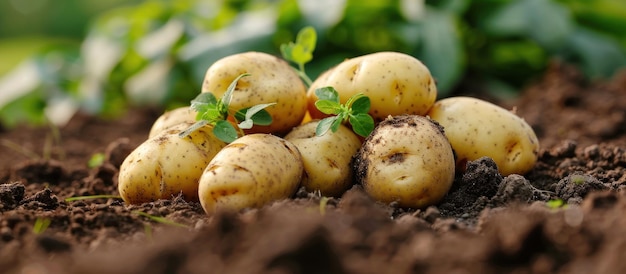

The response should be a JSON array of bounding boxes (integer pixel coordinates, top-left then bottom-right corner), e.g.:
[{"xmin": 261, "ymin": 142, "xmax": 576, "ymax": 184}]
[{"xmin": 1, "ymin": 62, "xmax": 625, "ymax": 274}]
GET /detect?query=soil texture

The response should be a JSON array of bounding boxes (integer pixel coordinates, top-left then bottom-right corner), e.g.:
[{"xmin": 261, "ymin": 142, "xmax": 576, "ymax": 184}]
[{"xmin": 1, "ymin": 62, "xmax": 625, "ymax": 274}]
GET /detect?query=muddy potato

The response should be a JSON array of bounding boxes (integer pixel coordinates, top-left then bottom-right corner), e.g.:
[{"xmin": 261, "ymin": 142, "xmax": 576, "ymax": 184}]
[
  {"xmin": 148, "ymin": 107, "xmax": 197, "ymax": 138},
  {"xmin": 198, "ymin": 134, "xmax": 303, "ymax": 214},
  {"xmin": 118, "ymin": 123, "xmax": 227, "ymax": 204},
  {"xmin": 354, "ymin": 115, "xmax": 455, "ymax": 209},
  {"xmin": 284, "ymin": 120, "xmax": 361, "ymax": 197},
  {"xmin": 307, "ymin": 52, "xmax": 437, "ymax": 122},
  {"xmin": 202, "ymin": 51, "xmax": 307, "ymax": 135},
  {"xmin": 427, "ymin": 96, "xmax": 540, "ymax": 176}
]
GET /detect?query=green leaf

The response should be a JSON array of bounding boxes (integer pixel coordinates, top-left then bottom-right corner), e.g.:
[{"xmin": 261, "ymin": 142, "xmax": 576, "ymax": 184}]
[
  {"xmin": 237, "ymin": 103, "xmax": 276, "ymax": 129},
  {"xmin": 315, "ymin": 100, "xmax": 342, "ymax": 115},
  {"xmin": 213, "ymin": 120, "xmax": 238, "ymax": 143},
  {"xmin": 316, "ymin": 116, "xmax": 337, "ymax": 136},
  {"xmin": 349, "ymin": 113, "xmax": 375, "ymax": 137},
  {"xmin": 190, "ymin": 93, "xmax": 217, "ymax": 112},
  {"xmin": 330, "ymin": 116, "xmax": 343, "ymax": 133},
  {"xmin": 222, "ymin": 73, "xmax": 250, "ymax": 107},
  {"xmin": 350, "ymin": 95, "xmax": 370, "ymax": 114},
  {"xmin": 315, "ymin": 87, "xmax": 339, "ymax": 102},
  {"xmin": 296, "ymin": 26, "xmax": 317, "ymax": 55},
  {"xmin": 281, "ymin": 26, "xmax": 317, "ymax": 65}
]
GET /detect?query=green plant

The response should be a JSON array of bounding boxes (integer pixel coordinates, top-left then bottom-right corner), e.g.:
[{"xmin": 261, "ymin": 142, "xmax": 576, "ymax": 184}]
[
  {"xmin": 314, "ymin": 87, "xmax": 374, "ymax": 138},
  {"xmin": 178, "ymin": 73, "xmax": 274, "ymax": 143},
  {"xmin": 132, "ymin": 211, "xmax": 190, "ymax": 229},
  {"xmin": 33, "ymin": 217, "xmax": 51, "ymax": 234},
  {"xmin": 546, "ymin": 199, "xmax": 568, "ymax": 209},
  {"xmin": 280, "ymin": 26, "xmax": 316, "ymax": 87},
  {"xmin": 87, "ymin": 153, "xmax": 105, "ymax": 168},
  {"xmin": 64, "ymin": 194, "xmax": 123, "ymax": 202}
]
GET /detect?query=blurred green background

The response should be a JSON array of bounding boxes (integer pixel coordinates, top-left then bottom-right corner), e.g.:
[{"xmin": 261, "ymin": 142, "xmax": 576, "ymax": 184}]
[{"xmin": 1, "ymin": 0, "xmax": 625, "ymax": 128}]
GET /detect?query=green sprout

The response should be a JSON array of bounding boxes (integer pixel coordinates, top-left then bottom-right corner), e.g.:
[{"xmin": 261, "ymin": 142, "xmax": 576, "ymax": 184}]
[
  {"xmin": 571, "ymin": 174, "xmax": 585, "ymax": 185},
  {"xmin": 546, "ymin": 199, "xmax": 567, "ymax": 210},
  {"xmin": 178, "ymin": 73, "xmax": 275, "ymax": 143},
  {"xmin": 64, "ymin": 194, "xmax": 123, "ymax": 202},
  {"xmin": 319, "ymin": 196, "xmax": 329, "ymax": 216},
  {"xmin": 133, "ymin": 211, "xmax": 189, "ymax": 229},
  {"xmin": 280, "ymin": 26, "xmax": 316, "ymax": 87},
  {"xmin": 87, "ymin": 153, "xmax": 105, "ymax": 168},
  {"xmin": 314, "ymin": 87, "xmax": 375, "ymax": 138},
  {"xmin": 33, "ymin": 217, "xmax": 51, "ymax": 234}
]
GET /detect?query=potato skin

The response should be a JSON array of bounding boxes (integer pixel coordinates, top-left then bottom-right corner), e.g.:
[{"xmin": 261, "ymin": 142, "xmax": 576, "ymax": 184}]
[
  {"xmin": 148, "ymin": 107, "xmax": 197, "ymax": 138},
  {"xmin": 284, "ymin": 120, "xmax": 362, "ymax": 197},
  {"xmin": 354, "ymin": 115, "xmax": 455, "ymax": 209},
  {"xmin": 307, "ymin": 52, "xmax": 437, "ymax": 122},
  {"xmin": 198, "ymin": 134, "xmax": 303, "ymax": 214},
  {"xmin": 427, "ymin": 96, "xmax": 540, "ymax": 176},
  {"xmin": 201, "ymin": 51, "xmax": 307, "ymax": 135},
  {"xmin": 118, "ymin": 123, "xmax": 227, "ymax": 204}
]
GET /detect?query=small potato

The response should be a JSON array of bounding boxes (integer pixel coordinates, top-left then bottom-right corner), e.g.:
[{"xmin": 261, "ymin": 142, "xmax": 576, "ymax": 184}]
[
  {"xmin": 284, "ymin": 120, "xmax": 362, "ymax": 197},
  {"xmin": 148, "ymin": 107, "xmax": 197, "ymax": 138},
  {"xmin": 198, "ymin": 134, "xmax": 303, "ymax": 214},
  {"xmin": 427, "ymin": 96, "xmax": 540, "ymax": 176},
  {"xmin": 307, "ymin": 52, "xmax": 437, "ymax": 122},
  {"xmin": 354, "ymin": 115, "xmax": 455, "ymax": 209},
  {"xmin": 202, "ymin": 51, "xmax": 307, "ymax": 135},
  {"xmin": 118, "ymin": 123, "xmax": 227, "ymax": 204}
]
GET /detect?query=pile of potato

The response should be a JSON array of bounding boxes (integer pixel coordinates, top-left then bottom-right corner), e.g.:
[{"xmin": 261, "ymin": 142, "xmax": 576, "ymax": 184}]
[{"xmin": 118, "ymin": 51, "xmax": 539, "ymax": 214}]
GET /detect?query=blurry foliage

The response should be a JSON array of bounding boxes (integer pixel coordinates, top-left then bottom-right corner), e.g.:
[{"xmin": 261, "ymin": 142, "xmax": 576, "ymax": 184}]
[{"xmin": 1, "ymin": 0, "xmax": 625, "ymax": 128}]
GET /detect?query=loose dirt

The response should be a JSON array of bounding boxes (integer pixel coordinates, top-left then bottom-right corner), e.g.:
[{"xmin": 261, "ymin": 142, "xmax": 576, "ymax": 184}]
[{"xmin": 1, "ymin": 62, "xmax": 625, "ymax": 273}]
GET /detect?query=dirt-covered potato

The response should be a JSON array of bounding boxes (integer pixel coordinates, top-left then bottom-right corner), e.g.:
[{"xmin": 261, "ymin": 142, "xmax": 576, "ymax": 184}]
[
  {"xmin": 201, "ymin": 51, "xmax": 307, "ymax": 135},
  {"xmin": 307, "ymin": 52, "xmax": 437, "ymax": 122},
  {"xmin": 284, "ymin": 120, "xmax": 361, "ymax": 197},
  {"xmin": 427, "ymin": 96, "xmax": 540, "ymax": 176},
  {"xmin": 148, "ymin": 107, "xmax": 196, "ymax": 138},
  {"xmin": 354, "ymin": 115, "xmax": 455, "ymax": 209},
  {"xmin": 198, "ymin": 134, "xmax": 303, "ymax": 214},
  {"xmin": 118, "ymin": 123, "xmax": 227, "ymax": 204}
]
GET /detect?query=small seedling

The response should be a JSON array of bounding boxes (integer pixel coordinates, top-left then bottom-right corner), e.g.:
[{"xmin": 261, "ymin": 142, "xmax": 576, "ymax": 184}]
[
  {"xmin": 87, "ymin": 153, "xmax": 105, "ymax": 168},
  {"xmin": 319, "ymin": 196, "xmax": 330, "ymax": 216},
  {"xmin": 179, "ymin": 73, "xmax": 275, "ymax": 143},
  {"xmin": 571, "ymin": 174, "xmax": 585, "ymax": 185},
  {"xmin": 64, "ymin": 194, "xmax": 123, "ymax": 202},
  {"xmin": 280, "ymin": 26, "xmax": 316, "ymax": 87},
  {"xmin": 546, "ymin": 199, "xmax": 567, "ymax": 209},
  {"xmin": 314, "ymin": 87, "xmax": 375, "ymax": 137},
  {"xmin": 33, "ymin": 218, "xmax": 51, "ymax": 234},
  {"xmin": 132, "ymin": 211, "xmax": 190, "ymax": 229}
]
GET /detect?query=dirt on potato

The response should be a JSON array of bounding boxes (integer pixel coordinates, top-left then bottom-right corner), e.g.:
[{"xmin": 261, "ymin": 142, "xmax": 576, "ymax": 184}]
[{"xmin": 1, "ymin": 62, "xmax": 626, "ymax": 273}]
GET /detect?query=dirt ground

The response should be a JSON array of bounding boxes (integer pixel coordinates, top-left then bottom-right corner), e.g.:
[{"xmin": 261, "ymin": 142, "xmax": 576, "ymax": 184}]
[{"xmin": 1, "ymin": 62, "xmax": 625, "ymax": 274}]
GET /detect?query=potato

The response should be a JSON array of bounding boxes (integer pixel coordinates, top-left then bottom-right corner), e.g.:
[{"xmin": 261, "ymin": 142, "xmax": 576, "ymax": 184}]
[
  {"xmin": 148, "ymin": 107, "xmax": 196, "ymax": 138},
  {"xmin": 201, "ymin": 51, "xmax": 307, "ymax": 135},
  {"xmin": 198, "ymin": 134, "xmax": 303, "ymax": 214},
  {"xmin": 353, "ymin": 115, "xmax": 455, "ymax": 209},
  {"xmin": 118, "ymin": 123, "xmax": 227, "ymax": 204},
  {"xmin": 284, "ymin": 120, "xmax": 361, "ymax": 197},
  {"xmin": 307, "ymin": 52, "xmax": 437, "ymax": 122},
  {"xmin": 427, "ymin": 96, "xmax": 540, "ymax": 176}
]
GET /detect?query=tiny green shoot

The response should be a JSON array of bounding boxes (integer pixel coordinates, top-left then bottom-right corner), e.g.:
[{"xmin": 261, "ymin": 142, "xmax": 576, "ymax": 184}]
[
  {"xmin": 87, "ymin": 153, "xmax": 105, "ymax": 168},
  {"xmin": 314, "ymin": 87, "xmax": 375, "ymax": 137},
  {"xmin": 280, "ymin": 26, "xmax": 316, "ymax": 87},
  {"xmin": 571, "ymin": 174, "xmax": 585, "ymax": 185},
  {"xmin": 546, "ymin": 199, "xmax": 567, "ymax": 210},
  {"xmin": 319, "ymin": 196, "xmax": 329, "ymax": 216},
  {"xmin": 133, "ymin": 211, "xmax": 190, "ymax": 229},
  {"xmin": 179, "ymin": 73, "xmax": 275, "ymax": 143},
  {"xmin": 64, "ymin": 194, "xmax": 123, "ymax": 202},
  {"xmin": 33, "ymin": 218, "xmax": 51, "ymax": 234}
]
